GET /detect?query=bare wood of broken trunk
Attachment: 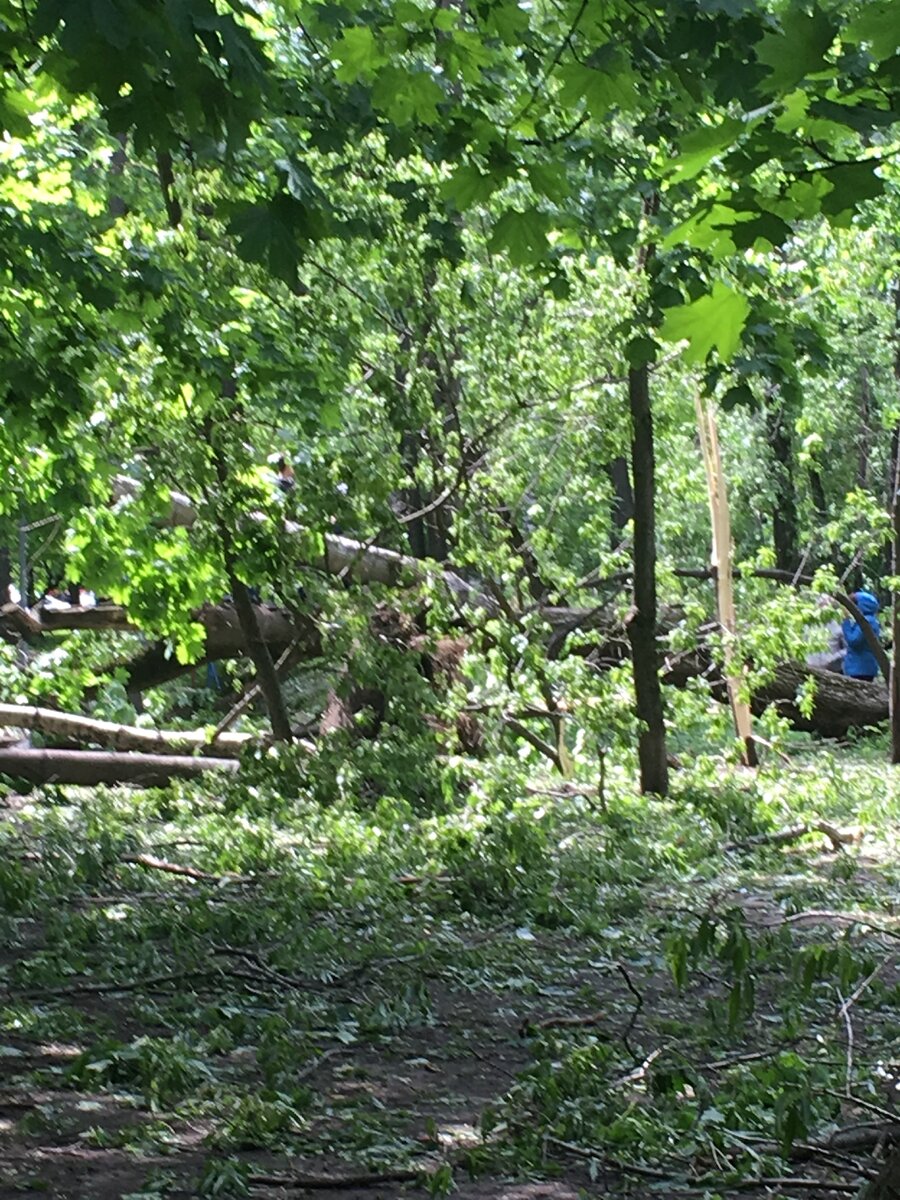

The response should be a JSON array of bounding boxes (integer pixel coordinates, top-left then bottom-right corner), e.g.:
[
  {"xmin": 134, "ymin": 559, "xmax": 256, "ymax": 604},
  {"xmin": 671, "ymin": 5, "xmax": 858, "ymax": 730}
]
[{"xmin": 695, "ymin": 395, "xmax": 757, "ymax": 767}]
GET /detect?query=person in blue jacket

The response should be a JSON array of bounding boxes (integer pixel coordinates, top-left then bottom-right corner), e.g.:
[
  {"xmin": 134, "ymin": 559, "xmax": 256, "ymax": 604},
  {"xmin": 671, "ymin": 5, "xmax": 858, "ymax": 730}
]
[{"xmin": 842, "ymin": 590, "xmax": 882, "ymax": 681}]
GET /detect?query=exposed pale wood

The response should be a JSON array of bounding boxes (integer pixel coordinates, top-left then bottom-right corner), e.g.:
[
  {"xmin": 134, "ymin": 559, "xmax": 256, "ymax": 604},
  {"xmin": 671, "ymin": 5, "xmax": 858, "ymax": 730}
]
[
  {"xmin": 696, "ymin": 395, "xmax": 756, "ymax": 766},
  {"xmin": 111, "ymin": 474, "xmax": 489, "ymax": 606},
  {"xmin": 0, "ymin": 702, "xmax": 253, "ymax": 757}
]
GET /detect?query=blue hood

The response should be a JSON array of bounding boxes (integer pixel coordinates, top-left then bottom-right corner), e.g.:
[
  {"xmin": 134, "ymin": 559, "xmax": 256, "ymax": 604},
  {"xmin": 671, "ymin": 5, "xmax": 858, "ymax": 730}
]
[{"xmin": 854, "ymin": 590, "xmax": 880, "ymax": 615}]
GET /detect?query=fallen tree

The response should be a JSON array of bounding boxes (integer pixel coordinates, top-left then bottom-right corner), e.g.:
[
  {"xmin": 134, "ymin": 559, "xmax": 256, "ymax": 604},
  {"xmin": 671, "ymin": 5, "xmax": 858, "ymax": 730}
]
[
  {"xmin": 0, "ymin": 748, "xmax": 239, "ymax": 786},
  {"xmin": 0, "ymin": 703, "xmax": 255, "ymax": 758},
  {"xmin": 0, "ymin": 600, "xmax": 320, "ymax": 694},
  {"xmin": 4, "ymin": 479, "xmax": 892, "ymax": 749},
  {"xmin": 1, "ymin": 597, "xmax": 889, "ymax": 744},
  {"xmin": 661, "ymin": 650, "xmax": 888, "ymax": 737}
]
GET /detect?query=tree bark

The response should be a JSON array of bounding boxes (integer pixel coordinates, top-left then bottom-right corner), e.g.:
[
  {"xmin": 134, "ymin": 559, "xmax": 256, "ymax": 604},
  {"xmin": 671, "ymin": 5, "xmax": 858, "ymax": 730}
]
[
  {"xmin": 206, "ymin": 384, "xmax": 295, "ymax": 745},
  {"xmin": 862, "ymin": 1145, "xmax": 900, "ymax": 1200},
  {"xmin": 626, "ymin": 362, "xmax": 668, "ymax": 795},
  {"xmin": 607, "ymin": 456, "xmax": 634, "ymax": 541},
  {"xmin": 891, "ymin": 423, "xmax": 900, "ymax": 764},
  {"xmin": 0, "ymin": 748, "xmax": 238, "ymax": 786},
  {"xmin": 767, "ymin": 400, "xmax": 799, "ymax": 573},
  {"xmin": 225, "ymin": 574, "xmax": 294, "ymax": 743}
]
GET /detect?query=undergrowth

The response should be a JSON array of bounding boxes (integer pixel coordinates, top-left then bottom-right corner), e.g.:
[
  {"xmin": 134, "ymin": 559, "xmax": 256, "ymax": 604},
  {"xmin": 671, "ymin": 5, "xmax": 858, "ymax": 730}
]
[{"xmin": 0, "ymin": 742, "xmax": 897, "ymax": 1198}]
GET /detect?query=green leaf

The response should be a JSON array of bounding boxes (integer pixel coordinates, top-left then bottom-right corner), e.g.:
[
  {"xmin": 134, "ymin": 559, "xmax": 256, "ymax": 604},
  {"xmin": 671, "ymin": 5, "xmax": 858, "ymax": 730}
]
[
  {"xmin": 808, "ymin": 98, "xmax": 900, "ymax": 134},
  {"xmin": 728, "ymin": 211, "xmax": 793, "ymax": 251},
  {"xmin": 557, "ymin": 57, "xmax": 636, "ymax": 120},
  {"xmin": 756, "ymin": 5, "xmax": 837, "ymax": 94},
  {"xmin": 818, "ymin": 162, "xmax": 884, "ymax": 221},
  {"xmin": 373, "ymin": 67, "xmax": 444, "ymax": 125},
  {"xmin": 659, "ymin": 282, "xmax": 751, "ymax": 364},
  {"xmin": 334, "ymin": 26, "xmax": 387, "ymax": 83},
  {"xmin": 667, "ymin": 117, "xmax": 745, "ymax": 183},
  {"xmin": 441, "ymin": 163, "xmax": 502, "ymax": 209},
  {"xmin": 526, "ymin": 163, "xmax": 570, "ymax": 204},
  {"xmin": 846, "ymin": 1, "xmax": 900, "ymax": 60},
  {"xmin": 489, "ymin": 207, "xmax": 550, "ymax": 267}
]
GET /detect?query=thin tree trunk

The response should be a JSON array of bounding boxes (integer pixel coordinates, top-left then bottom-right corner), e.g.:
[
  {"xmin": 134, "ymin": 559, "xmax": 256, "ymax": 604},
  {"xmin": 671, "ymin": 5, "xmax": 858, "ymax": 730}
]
[
  {"xmin": 607, "ymin": 456, "xmax": 634, "ymax": 545},
  {"xmin": 858, "ymin": 364, "xmax": 872, "ymax": 489},
  {"xmin": 891, "ymin": 435, "xmax": 900, "ymax": 764},
  {"xmin": 626, "ymin": 362, "xmax": 668, "ymax": 795},
  {"xmin": 108, "ymin": 131, "xmax": 128, "ymax": 218},
  {"xmin": 226, "ymin": 574, "xmax": 293, "ymax": 743},
  {"xmin": 767, "ymin": 401, "xmax": 799, "ymax": 572},
  {"xmin": 208, "ymin": 382, "xmax": 294, "ymax": 743}
]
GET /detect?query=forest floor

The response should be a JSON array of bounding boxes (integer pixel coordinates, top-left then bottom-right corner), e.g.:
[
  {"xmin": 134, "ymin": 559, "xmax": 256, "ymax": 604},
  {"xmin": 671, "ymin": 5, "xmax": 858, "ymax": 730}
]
[{"xmin": 0, "ymin": 739, "xmax": 898, "ymax": 1200}]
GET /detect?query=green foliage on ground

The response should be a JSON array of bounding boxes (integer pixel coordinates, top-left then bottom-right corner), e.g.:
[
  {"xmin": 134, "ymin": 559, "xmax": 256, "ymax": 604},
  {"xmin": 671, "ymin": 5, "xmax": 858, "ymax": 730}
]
[{"xmin": 1, "ymin": 742, "xmax": 898, "ymax": 1196}]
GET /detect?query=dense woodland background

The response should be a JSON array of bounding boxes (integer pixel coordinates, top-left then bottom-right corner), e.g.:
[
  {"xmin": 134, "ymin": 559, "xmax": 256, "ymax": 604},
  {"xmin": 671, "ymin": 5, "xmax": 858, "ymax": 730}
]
[{"xmin": 3, "ymin": 2, "xmax": 900, "ymax": 1198}]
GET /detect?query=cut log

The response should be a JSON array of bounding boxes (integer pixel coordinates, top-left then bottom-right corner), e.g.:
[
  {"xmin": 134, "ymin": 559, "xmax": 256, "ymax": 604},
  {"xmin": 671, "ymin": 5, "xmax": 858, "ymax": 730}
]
[
  {"xmin": 0, "ymin": 748, "xmax": 239, "ymax": 786},
  {"xmin": 0, "ymin": 703, "xmax": 254, "ymax": 758}
]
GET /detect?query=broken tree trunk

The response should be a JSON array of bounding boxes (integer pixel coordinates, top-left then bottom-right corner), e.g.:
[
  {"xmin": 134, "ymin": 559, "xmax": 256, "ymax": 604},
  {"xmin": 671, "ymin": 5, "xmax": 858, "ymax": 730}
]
[
  {"xmin": 696, "ymin": 395, "xmax": 756, "ymax": 767},
  {"xmin": 662, "ymin": 655, "xmax": 889, "ymax": 738},
  {"xmin": 0, "ymin": 748, "xmax": 239, "ymax": 786},
  {"xmin": 0, "ymin": 703, "xmax": 254, "ymax": 757}
]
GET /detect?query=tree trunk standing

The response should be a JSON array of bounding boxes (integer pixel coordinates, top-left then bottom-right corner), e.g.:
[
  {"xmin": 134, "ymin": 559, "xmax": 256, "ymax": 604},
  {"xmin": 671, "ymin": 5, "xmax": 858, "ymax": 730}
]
[
  {"xmin": 0, "ymin": 545, "xmax": 10, "ymax": 606},
  {"xmin": 607, "ymin": 457, "xmax": 635, "ymax": 544},
  {"xmin": 891, "ymin": 435, "xmax": 900, "ymax": 764},
  {"xmin": 766, "ymin": 400, "xmax": 800, "ymax": 572},
  {"xmin": 626, "ymin": 361, "xmax": 668, "ymax": 795},
  {"xmin": 108, "ymin": 131, "xmax": 128, "ymax": 218},
  {"xmin": 225, "ymin": 573, "xmax": 294, "ymax": 743},
  {"xmin": 208, "ymin": 383, "xmax": 294, "ymax": 744},
  {"xmin": 857, "ymin": 364, "xmax": 872, "ymax": 489}
]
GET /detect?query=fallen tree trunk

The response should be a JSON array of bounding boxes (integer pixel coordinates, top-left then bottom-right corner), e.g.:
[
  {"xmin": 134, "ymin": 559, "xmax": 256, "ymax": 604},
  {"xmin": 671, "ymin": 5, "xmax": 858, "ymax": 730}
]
[
  {"xmin": 4, "ymin": 600, "xmax": 888, "ymax": 739},
  {"xmin": 0, "ymin": 601, "xmax": 320, "ymax": 694},
  {"xmin": 0, "ymin": 748, "xmax": 239, "ymax": 786},
  {"xmin": 111, "ymin": 475, "xmax": 489, "ymax": 606},
  {"xmin": 0, "ymin": 703, "xmax": 254, "ymax": 758},
  {"xmin": 752, "ymin": 662, "xmax": 889, "ymax": 738},
  {"xmin": 662, "ymin": 651, "xmax": 888, "ymax": 738}
]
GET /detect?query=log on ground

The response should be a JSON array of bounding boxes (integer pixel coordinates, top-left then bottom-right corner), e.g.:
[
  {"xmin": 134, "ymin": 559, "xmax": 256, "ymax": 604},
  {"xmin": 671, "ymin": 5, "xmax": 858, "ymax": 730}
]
[
  {"xmin": 0, "ymin": 748, "xmax": 239, "ymax": 787},
  {"xmin": 0, "ymin": 703, "xmax": 254, "ymax": 758}
]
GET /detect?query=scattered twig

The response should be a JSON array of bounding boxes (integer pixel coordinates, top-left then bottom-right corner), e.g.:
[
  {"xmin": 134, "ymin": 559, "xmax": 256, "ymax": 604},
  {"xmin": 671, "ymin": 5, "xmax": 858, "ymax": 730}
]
[
  {"xmin": 679, "ymin": 1179, "xmax": 857, "ymax": 1195},
  {"xmin": 616, "ymin": 963, "xmax": 643, "ymax": 1058},
  {"xmin": 837, "ymin": 986, "xmax": 855, "ymax": 1097},
  {"xmin": 726, "ymin": 821, "xmax": 858, "ymax": 853},
  {"xmin": 824, "ymin": 1089, "xmax": 898, "ymax": 1124},
  {"xmin": 769, "ymin": 912, "xmax": 900, "ymax": 941},
  {"xmin": 545, "ymin": 1135, "xmax": 672, "ymax": 1179},
  {"xmin": 613, "ymin": 1046, "xmax": 664, "ymax": 1087},
  {"xmin": 20, "ymin": 969, "xmax": 198, "ymax": 998},
  {"xmin": 249, "ymin": 1168, "xmax": 421, "ymax": 1190},
  {"xmin": 122, "ymin": 853, "xmax": 255, "ymax": 884},
  {"xmin": 210, "ymin": 945, "xmax": 324, "ymax": 992},
  {"xmin": 838, "ymin": 957, "xmax": 893, "ymax": 1021},
  {"xmin": 519, "ymin": 1011, "xmax": 606, "ymax": 1037}
]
